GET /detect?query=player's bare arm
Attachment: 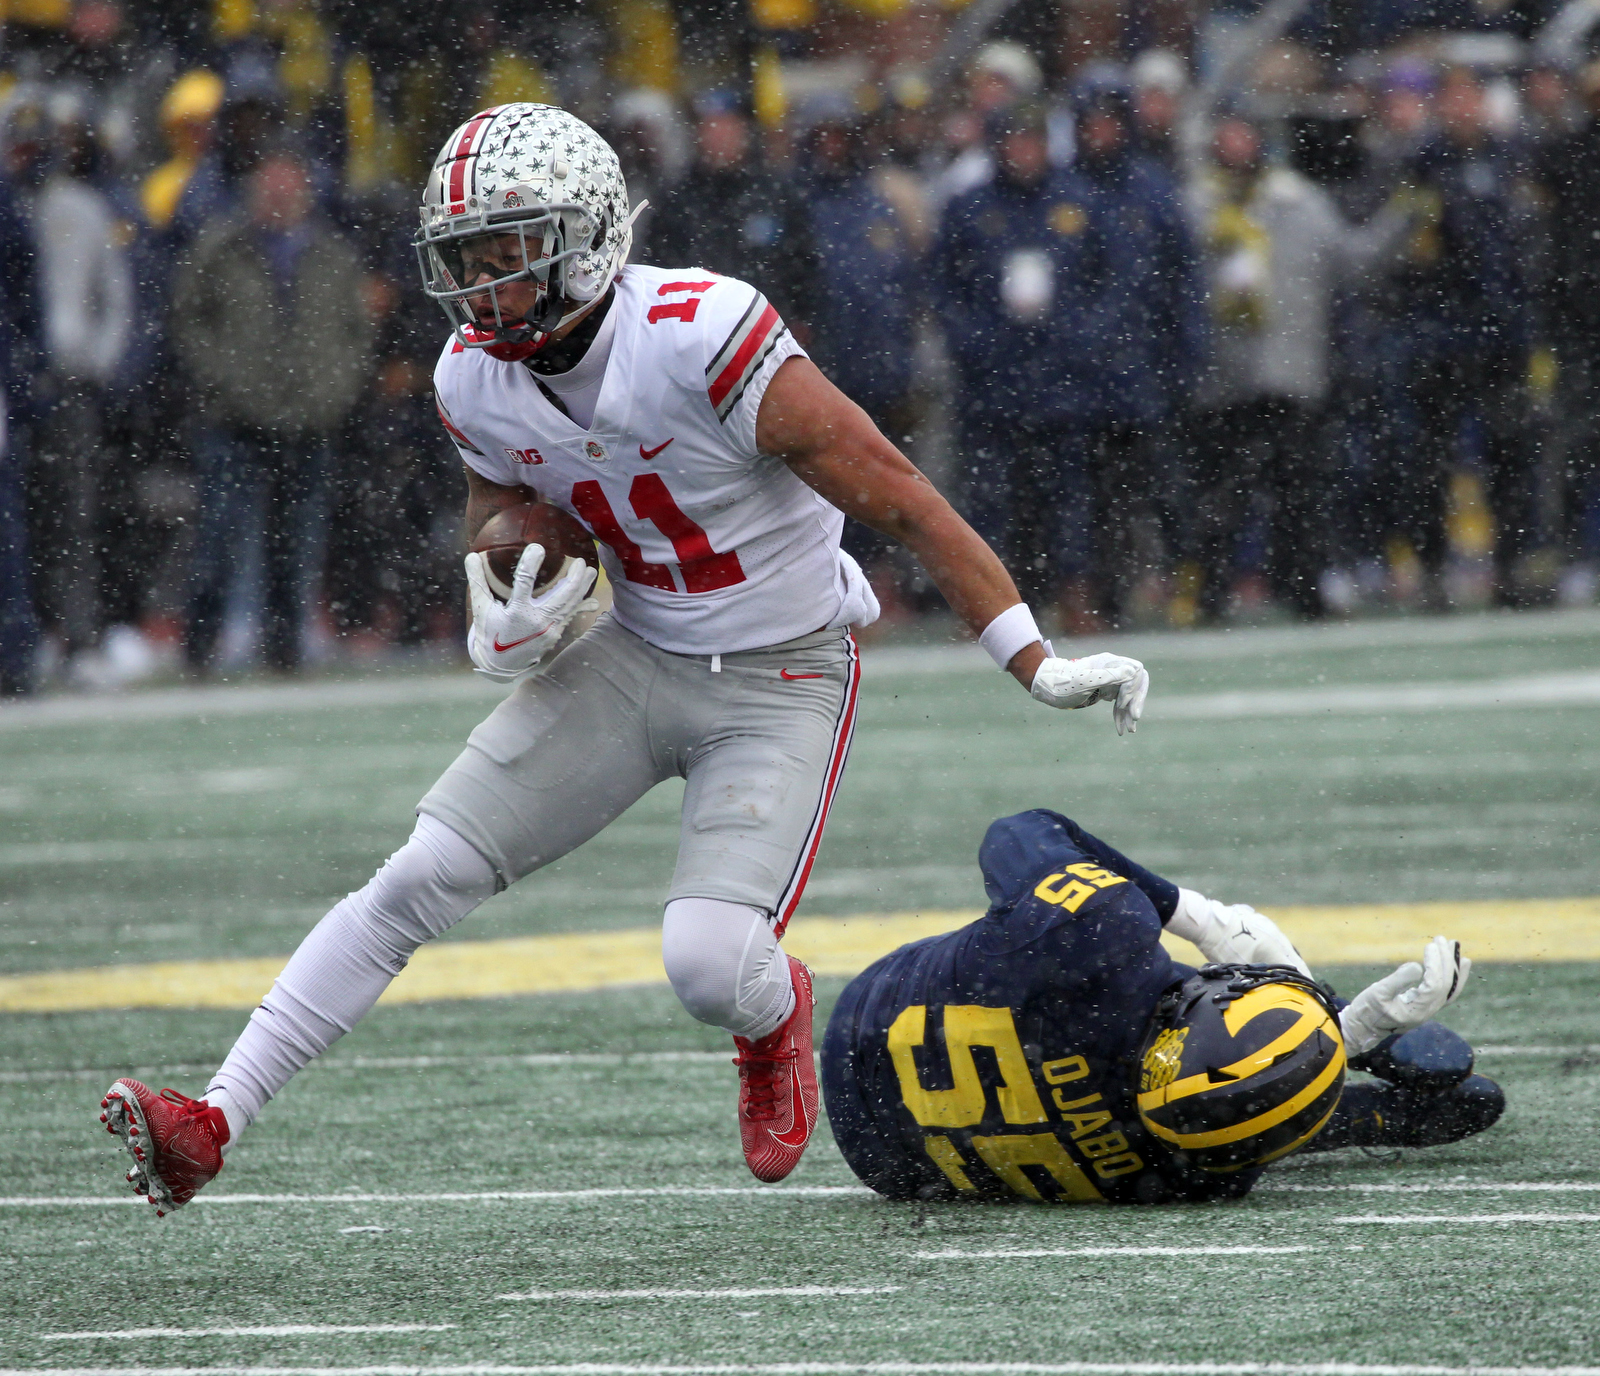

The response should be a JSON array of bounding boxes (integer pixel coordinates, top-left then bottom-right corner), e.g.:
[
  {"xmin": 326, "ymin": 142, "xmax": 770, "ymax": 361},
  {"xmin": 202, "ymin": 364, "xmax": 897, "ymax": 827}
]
[
  {"xmin": 756, "ymin": 357, "xmax": 1040, "ymax": 682},
  {"xmin": 464, "ymin": 463, "xmax": 525, "ymax": 544},
  {"xmin": 757, "ymin": 357, "xmax": 1151, "ymax": 733}
]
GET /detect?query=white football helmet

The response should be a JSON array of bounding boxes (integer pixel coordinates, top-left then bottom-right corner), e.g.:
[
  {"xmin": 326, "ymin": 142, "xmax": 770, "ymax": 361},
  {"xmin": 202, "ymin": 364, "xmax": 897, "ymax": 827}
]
[{"xmin": 415, "ymin": 103, "xmax": 640, "ymax": 361}]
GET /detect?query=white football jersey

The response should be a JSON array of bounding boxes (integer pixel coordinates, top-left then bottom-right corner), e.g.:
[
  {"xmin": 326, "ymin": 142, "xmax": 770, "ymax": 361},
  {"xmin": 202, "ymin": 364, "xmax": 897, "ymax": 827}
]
[{"xmin": 434, "ymin": 265, "xmax": 879, "ymax": 655}]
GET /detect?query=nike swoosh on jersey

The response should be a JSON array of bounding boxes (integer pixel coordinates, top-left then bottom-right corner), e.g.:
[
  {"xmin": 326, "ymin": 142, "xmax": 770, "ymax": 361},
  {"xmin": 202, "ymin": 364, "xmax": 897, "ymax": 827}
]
[
  {"xmin": 492, "ymin": 631, "xmax": 545, "ymax": 653},
  {"xmin": 639, "ymin": 438, "xmax": 675, "ymax": 460},
  {"xmin": 779, "ymin": 669, "xmax": 825, "ymax": 680},
  {"xmin": 771, "ymin": 1064, "xmax": 813, "ymax": 1148}
]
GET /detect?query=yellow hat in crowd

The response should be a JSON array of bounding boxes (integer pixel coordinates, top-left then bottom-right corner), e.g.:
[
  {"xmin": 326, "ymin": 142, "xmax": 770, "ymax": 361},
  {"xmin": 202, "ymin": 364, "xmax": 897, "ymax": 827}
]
[{"xmin": 160, "ymin": 70, "xmax": 225, "ymax": 128}]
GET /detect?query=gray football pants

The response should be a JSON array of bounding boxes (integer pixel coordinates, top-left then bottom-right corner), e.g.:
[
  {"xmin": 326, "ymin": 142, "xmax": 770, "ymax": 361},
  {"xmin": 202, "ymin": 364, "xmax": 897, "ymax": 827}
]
[
  {"xmin": 206, "ymin": 615, "xmax": 861, "ymax": 1138},
  {"xmin": 418, "ymin": 613, "xmax": 861, "ymax": 924}
]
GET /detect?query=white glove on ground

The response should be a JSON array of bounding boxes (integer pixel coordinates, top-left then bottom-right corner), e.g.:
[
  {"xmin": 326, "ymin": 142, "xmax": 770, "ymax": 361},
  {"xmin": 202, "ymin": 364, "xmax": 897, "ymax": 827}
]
[
  {"xmin": 1030, "ymin": 653, "xmax": 1149, "ymax": 735},
  {"xmin": 465, "ymin": 544, "xmax": 596, "ymax": 683},
  {"xmin": 1339, "ymin": 936, "xmax": 1471, "ymax": 1056},
  {"xmin": 1166, "ymin": 888, "xmax": 1312, "ymax": 977}
]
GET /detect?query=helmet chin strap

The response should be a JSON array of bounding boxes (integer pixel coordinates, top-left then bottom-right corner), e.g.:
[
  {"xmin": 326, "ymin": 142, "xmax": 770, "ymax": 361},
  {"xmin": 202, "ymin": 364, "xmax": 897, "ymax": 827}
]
[{"xmin": 472, "ymin": 280, "xmax": 565, "ymax": 361}]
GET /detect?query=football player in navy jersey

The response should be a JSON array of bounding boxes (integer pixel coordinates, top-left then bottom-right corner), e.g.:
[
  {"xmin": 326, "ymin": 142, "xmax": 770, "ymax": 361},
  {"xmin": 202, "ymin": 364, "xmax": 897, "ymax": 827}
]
[{"xmin": 822, "ymin": 809, "xmax": 1503, "ymax": 1205}]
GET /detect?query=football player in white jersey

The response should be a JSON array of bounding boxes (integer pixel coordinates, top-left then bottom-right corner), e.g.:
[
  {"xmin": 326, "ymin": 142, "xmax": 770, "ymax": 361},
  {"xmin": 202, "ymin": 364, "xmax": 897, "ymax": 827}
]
[{"xmin": 99, "ymin": 104, "xmax": 1151, "ymax": 1214}]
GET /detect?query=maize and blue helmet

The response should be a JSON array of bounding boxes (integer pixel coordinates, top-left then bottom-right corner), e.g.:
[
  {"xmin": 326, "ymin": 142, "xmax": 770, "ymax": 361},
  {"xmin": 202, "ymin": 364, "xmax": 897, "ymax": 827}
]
[{"xmin": 1137, "ymin": 964, "xmax": 1346, "ymax": 1172}]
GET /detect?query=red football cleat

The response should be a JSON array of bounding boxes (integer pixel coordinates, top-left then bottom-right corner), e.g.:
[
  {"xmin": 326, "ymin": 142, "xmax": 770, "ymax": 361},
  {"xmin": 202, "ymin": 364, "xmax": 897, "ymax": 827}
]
[
  {"xmin": 732, "ymin": 955, "xmax": 818, "ymax": 1183},
  {"xmin": 99, "ymin": 1079, "xmax": 228, "ymax": 1217}
]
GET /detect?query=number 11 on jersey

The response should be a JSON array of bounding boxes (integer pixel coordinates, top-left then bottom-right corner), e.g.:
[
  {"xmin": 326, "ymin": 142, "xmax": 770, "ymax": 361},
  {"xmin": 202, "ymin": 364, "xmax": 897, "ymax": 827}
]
[{"xmin": 571, "ymin": 476, "xmax": 747, "ymax": 594}]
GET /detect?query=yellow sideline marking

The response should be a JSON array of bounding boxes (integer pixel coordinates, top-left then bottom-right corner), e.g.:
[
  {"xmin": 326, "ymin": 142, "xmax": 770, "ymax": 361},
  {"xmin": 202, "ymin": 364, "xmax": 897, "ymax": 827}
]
[{"xmin": 2, "ymin": 899, "xmax": 1597, "ymax": 1014}]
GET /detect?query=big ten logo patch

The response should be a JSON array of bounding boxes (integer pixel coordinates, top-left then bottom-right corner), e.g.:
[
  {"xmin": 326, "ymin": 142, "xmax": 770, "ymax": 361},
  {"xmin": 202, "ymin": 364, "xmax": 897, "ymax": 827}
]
[
  {"xmin": 505, "ymin": 447, "xmax": 545, "ymax": 466},
  {"xmin": 1141, "ymin": 1026, "xmax": 1188, "ymax": 1093}
]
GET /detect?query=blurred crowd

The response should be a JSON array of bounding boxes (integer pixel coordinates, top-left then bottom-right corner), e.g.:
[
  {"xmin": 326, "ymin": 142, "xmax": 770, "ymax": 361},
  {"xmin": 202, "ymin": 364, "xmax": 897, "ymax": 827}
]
[{"xmin": 2, "ymin": 0, "xmax": 1600, "ymax": 696}]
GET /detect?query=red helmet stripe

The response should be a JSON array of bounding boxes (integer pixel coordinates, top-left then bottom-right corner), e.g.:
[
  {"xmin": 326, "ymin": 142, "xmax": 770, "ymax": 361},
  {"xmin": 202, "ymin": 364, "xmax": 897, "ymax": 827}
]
[{"xmin": 446, "ymin": 108, "xmax": 502, "ymax": 213}]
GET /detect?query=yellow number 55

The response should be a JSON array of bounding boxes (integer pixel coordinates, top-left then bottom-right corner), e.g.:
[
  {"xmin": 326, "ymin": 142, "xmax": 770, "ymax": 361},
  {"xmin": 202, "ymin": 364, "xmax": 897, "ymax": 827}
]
[{"xmin": 886, "ymin": 1005, "xmax": 1047, "ymax": 1128}]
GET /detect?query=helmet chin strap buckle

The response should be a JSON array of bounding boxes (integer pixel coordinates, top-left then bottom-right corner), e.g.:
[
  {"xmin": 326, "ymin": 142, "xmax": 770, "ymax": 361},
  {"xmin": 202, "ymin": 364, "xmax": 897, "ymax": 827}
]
[{"xmin": 480, "ymin": 323, "xmax": 543, "ymax": 362}]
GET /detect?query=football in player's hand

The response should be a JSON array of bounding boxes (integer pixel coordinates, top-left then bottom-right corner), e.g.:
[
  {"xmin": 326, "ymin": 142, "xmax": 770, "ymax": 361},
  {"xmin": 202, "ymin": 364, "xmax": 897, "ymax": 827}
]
[{"xmin": 471, "ymin": 502, "xmax": 597, "ymax": 601}]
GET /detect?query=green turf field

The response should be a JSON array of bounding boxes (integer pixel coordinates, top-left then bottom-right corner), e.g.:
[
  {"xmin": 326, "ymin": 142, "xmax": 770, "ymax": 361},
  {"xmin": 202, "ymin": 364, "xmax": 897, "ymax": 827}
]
[{"xmin": 3, "ymin": 609, "xmax": 1599, "ymax": 1373}]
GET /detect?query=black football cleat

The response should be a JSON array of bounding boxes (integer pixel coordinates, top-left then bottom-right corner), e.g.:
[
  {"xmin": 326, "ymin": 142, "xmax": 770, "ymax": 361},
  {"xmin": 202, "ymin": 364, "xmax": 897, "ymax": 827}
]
[
  {"xmin": 1349, "ymin": 1021, "xmax": 1475, "ymax": 1096},
  {"xmin": 1302, "ymin": 1073, "xmax": 1505, "ymax": 1153}
]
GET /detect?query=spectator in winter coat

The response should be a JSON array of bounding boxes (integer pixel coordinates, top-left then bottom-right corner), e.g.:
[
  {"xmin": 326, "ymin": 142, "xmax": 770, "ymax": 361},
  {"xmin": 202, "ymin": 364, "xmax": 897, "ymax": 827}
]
[
  {"xmin": 1130, "ymin": 49, "xmax": 1187, "ymax": 172},
  {"xmin": 0, "ymin": 365, "xmax": 37, "ymax": 697},
  {"xmin": 0, "ymin": 103, "xmax": 43, "ymax": 694},
  {"xmin": 802, "ymin": 112, "xmax": 918, "ymax": 437},
  {"xmin": 72, "ymin": 68, "xmax": 238, "ymax": 687},
  {"xmin": 1070, "ymin": 79, "xmax": 1203, "ymax": 626},
  {"xmin": 173, "ymin": 149, "xmax": 371, "ymax": 673},
  {"xmin": 0, "ymin": 136, "xmax": 42, "ymax": 454},
  {"xmin": 324, "ymin": 211, "xmax": 462, "ymax": 652},
  {"xmin": 1534, "ymin": 58, "xmax": 1600, "ymax": 600},
  {"xmin": 931, "ymin": 102, "xmax": 1101, "ymax": 613},
  {"xmin": 1390, "ymin": 67, "xmax": 1537, "ymax": 605},
  {"xmin": 142, "ymin": 70, "xmax": 231, "ymax": 253},
  {"xmin": 27, "ymin": 91, "xmax": 135, "ymax": 668},
  {"xmin": 606, "ymin": 87, "xmax": 690, "ymax": 266},
  {"xmin": 647, "ymin": 92, "xmax": 815, "ymax": 329},
  {"xmin": 800, "ymin": 107, "xmax": 921, "ymax": 614},
  {"xmin": 930, "ymin": 42, "xmax": 1048, "ymax": 217},
  {"xmin": 1185, "ymin": 115, "xmax": 1412, "ymax": 620}
]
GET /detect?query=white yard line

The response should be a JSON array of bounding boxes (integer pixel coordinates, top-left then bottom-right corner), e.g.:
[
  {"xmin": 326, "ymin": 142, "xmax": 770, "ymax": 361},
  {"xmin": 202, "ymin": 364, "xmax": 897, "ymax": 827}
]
[
  {"xmin": 0, "ymin": 674, "xmax": 501, "ymax": 731},
  {"xmin": 1332, "ymin": 1213, "xmax": 1600, "ymax": 1224},
  {"xmin": 0, "ymin": 1051, "xmax": 735, "ymax": 1083},
  {"xmin": 2, "ymin": 1185, "xmax": 872, "ymax": 1208},
  {"xmin": 825, "ymin": 608, "xmax": 1600, "ymax": 675},
  {"xmin": 497, "ymin": 1286, "xmax": 900, "ymax": 1301},
  {"xmin": 1150, "ymin": 671, "xmax": 1600, "ymax": 721},
  {"xmin": 5, "ymin": 1044, "xmax": 1593, "ymax": 1086},
  {"xmin": 914, "ymin": 1246, "xmax": 1314, "ymax": 1259},
  {"xmin": 0, "ymin": 838, "xmax": 268, "ymax": 866},
  {"xmin": 307, "ymin": 1051, "xmax": 733, "ymax": 1070},
  {"xmin": 9, "ymin": 1361, "xmax": 1600, "ymax": 1376},
  {"xmin": 1262, "ymin": 1183, "xmax": 1600, "ymax": 1193},
  {"xmin": 1472, "ymin": 1046, "xmax": 1600, "ymax": 1057},
  {"xmin": 16, "ymin": 1181, "xmax": 1594, "ymax": 1212},
  {"xmin": 43, "ymin": 1326, "xmax": 452, "ymax": 1342}
]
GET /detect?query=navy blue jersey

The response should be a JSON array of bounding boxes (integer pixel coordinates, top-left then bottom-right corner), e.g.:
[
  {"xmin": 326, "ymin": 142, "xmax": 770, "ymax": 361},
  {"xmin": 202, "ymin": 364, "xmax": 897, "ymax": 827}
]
[{"xmin": 821, "ymin": 810, "xmax": 1264, "ymax": 1206}]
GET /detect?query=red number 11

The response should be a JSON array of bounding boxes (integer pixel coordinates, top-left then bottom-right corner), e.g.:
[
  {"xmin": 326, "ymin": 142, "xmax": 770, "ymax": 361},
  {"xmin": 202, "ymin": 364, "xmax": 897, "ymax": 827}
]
[{"xmin": 570, "ymin": 477, "xmax": 746, "ymax": 594}]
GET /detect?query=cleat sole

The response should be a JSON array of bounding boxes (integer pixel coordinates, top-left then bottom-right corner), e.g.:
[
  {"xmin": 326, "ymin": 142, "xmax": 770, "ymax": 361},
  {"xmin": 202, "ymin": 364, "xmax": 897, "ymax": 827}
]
[{"xmin": 101, "ymin": 1082, "xmax": 176, "ymax": 1216}]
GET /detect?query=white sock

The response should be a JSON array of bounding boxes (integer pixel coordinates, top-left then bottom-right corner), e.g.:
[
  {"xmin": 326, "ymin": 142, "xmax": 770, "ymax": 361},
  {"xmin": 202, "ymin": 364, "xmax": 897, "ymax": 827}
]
[
  {"xmin": 661, "ymin": 897, "xmax": 795, "ymax": 1041},
  {"xmin": 204, "ymin": 1084, "xmax": 249, "ymax": 1154},
  {"xmin": 205, "ymin": 815, "xmax": 497, "ymax": 1151}
]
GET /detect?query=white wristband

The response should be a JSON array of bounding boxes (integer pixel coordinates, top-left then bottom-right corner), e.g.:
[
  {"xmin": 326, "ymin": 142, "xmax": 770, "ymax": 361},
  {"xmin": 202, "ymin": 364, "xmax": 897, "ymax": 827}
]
[{"xmin": 979, "ymin": 603, "xmax": 1044, "ymax": 672}]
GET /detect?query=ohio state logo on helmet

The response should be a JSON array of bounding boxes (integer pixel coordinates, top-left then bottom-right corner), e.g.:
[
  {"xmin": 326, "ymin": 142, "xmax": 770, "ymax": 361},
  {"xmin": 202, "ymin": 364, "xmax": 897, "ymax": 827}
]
[{"xmin": 414, "ymin": 103, "xmax": 643, "ymax": 361}]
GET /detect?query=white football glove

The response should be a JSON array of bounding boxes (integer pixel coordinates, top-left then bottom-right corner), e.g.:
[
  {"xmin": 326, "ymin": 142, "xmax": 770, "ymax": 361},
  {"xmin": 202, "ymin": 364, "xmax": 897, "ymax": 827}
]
[
  {"xmin": 1030, "ymin": 653, "xmax": 1149, "ymax": 735},
  {"xmin": 1166, "ymin": 888, "xmax": 1312, "ymax": 978},
  {"xmin": 465, "ymin": 544, "xmax": 596, "ymax": 683},
  {"xmin": 1339, "ymin": 936, "xmax": 1471, "ymax": 1056}
]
